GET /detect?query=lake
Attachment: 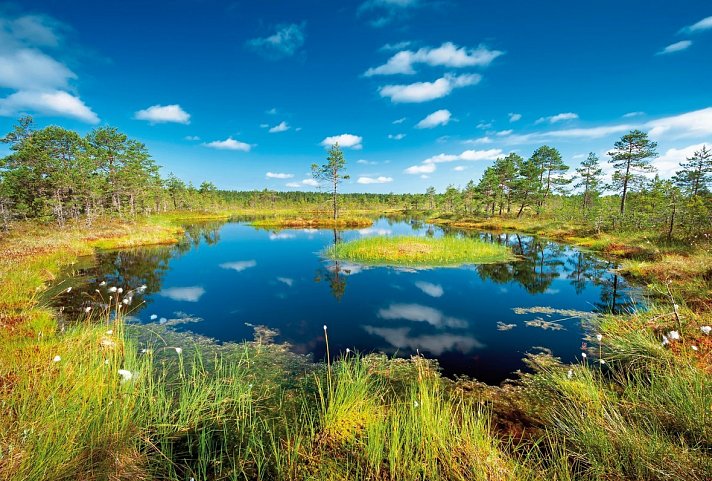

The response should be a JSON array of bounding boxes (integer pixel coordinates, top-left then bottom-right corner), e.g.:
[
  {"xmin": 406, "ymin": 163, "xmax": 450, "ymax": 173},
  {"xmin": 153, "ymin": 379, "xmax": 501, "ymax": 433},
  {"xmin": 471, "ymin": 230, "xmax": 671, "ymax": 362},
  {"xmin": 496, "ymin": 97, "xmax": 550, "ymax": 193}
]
[{"xmin": 53, "ymin": 218, "xmax": 639, "ymax": 384}]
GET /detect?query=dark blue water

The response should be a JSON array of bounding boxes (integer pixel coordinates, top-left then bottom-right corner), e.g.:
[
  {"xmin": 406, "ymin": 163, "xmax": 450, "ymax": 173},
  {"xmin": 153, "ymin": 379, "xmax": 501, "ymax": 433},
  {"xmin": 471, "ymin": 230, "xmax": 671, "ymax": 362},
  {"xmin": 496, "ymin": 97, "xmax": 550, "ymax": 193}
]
[{"xmin": 56, "ymin": 218, "xmax": 638, "ymax": 384}]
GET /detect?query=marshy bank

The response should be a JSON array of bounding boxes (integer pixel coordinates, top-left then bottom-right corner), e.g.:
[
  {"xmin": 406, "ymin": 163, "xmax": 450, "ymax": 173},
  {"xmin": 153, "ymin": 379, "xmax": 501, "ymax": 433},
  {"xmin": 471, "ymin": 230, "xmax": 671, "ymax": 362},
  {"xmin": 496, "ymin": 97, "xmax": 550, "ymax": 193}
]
[{"xmin": 1, "ymin": 213, "xmax": 710, "ymax": 481}]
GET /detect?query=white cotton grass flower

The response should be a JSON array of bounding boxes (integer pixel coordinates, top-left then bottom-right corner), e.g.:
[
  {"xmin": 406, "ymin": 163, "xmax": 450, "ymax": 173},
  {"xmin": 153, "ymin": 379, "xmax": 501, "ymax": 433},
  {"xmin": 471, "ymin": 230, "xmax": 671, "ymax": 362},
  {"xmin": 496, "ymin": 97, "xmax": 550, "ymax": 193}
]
[
  {"xmin": 65, "ymin": 287, "xmax": 72, "ymax": 293},
  {"xmin": 53, "ymin": 355, "xmax": 61, "ymax": 363},
  {"xmin": 662, "ymin": 335, "xmax": 670, "ymax": 346},
  {"xmin": 701, "ymin": 325, "xmax": 711, "ymax": 335},
  {"xmin": 106, "ymin": 329, "xmax": 113, "ymax": 335},
  {"xmin": 414, "ymin": 400, "xmax": 419, "ymax": 408},
  {"xmin": 108, "ymin": 287, "xmax": 117, "ymax": 293},
  {"xmin": 691, "ymin": 345, "xmax": 699, "ymax": 351},
  {"xmin": 174, "ymin": 347, "xmax": 182, "ymax": 355},
  {"xmin": 117, "ymin": 288, "xmax": 123, "ymax": 294},
  {"xmin": 122, "ymin": 298, "xmax": 129, "ymax": 305},
  {"xmin": 567, "ymin": 369, "xmax": 573, "ymax": 379},
  {"xmin": 599, "ymin": 359, "xmax": 606, "ymax": 365},
  {"xmin": 668, "ymin": 331, "xmax": 680, "ymax": 341},
  {"xmin": 150, "ymin": 314, "xmax": 158, "ymax": 320},
  {"xmin": 84, "ymin": 306, "xmax": 92, "ymax": 313},
  {"xmin": 323, "ymin": 325, "xmax": 327, "ymax": 331},
  {"xmin": 596, "ymin": 334, "xmax": 603, "ymax": 342},
  {"xmin": 345, "ymin": 348, "xmax": 351, "ymax": 354},
  {"xmin": 581, "ymin": 352, "xmax": 587, "ymax": 359},
  {"xmin": 99, "ymin": 281, "xmax": 106, "ymax": 286},
  {"xmin": 117, "ymin": 369, "xmax": 133, "ymax": 382}
]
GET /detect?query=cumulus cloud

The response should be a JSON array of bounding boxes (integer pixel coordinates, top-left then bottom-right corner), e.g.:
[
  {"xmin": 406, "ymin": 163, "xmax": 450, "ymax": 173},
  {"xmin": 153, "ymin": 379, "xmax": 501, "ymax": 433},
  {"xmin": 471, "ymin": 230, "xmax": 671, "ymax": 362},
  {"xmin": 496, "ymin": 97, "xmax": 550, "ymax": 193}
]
[
  {"xmin": 286, "ymin": 178, "xmax": 319, "ymax": 188},
  {"xmin": 268, "ymin": 121, "xmax": 290, "ymax": 133},
  {"xmin": 365, "ymin": 42, "xmax": 503, "ymax": 76},
  {"xmin": 508, "ymin": 112, "xmax": 522, "ymax": 122},
  {"xmin": 681, "ymin": 15, "xmax": 712, "ymax": 34},
  {"xmin": 379, "ymin": 73, "xmax": 480, "ymax": 103},
  {"xmin": 247, "ymin": 23, "xmax": 305, "ymax": 59},
  {"xmin": 404, "ymin": 163, "xmax": 436, "ymax": 174},
  {"xmin": 657, "ymin": 40, "xmax": 692, "ymax": 55},
  {"xmin": 203, "ymin": 137, "xmax": 252, "ymax": 151},
  {"xmin": 463, "ymin": 136, "xmax": 493, "ymax": 145},
  {"xmin": 0, "ymin": 12, "xmax": 99, "ymax": 123},
  {"xmin": 416, "ymin": 109, "xmax": 451, "ymax": 128},
  {"xmin": 388, "ymin": 133, "xmax": 406, "ymax": 140},
  {"xmin": 405, "ymin": 148, "xmax": 502, "ymax": 174},
  {"xmin": 535, "ymin": 112, "xmax": 579, "ymax": 124},
  {"xmin": 266, "ymin": 172, "xmax": 294, "ymax": 179},
  {"xmin": 159, "ymin": 286, "xmax": 206, "ymax": 302},
  {"xmin": 321, "ymin": 133, "xmax": 363, "ymax": 149},
  {"xmin": 0, "ymin": 89, "xmax": 98, "ymax": 123},
  {"xmin": 357, "ymin": 176, "xmax": 393, "ymax": 184},
  {"xmin": 134, "ymin": 104, "xmax": 190, "ymax": 124}
]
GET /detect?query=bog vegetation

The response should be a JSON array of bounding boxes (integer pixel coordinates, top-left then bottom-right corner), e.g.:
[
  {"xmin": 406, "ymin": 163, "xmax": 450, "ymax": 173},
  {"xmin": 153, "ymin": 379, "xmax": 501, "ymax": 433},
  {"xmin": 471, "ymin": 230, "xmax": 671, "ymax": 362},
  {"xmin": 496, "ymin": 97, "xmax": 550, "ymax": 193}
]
[{"xmin": 1, "ymin": 116, "xmax": 711, "ymax": 481}]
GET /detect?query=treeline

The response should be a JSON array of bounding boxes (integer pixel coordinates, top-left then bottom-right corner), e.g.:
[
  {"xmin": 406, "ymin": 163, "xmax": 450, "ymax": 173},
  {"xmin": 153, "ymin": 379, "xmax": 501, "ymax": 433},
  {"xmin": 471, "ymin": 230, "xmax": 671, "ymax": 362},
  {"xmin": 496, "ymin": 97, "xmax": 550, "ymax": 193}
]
[
  {"xmin": 0, "ymin": 116, "xmax": 222, "ymax": 227},
  {"xmin": 423, "ymin": 130, "xmax": 711, "ymax": 239}
]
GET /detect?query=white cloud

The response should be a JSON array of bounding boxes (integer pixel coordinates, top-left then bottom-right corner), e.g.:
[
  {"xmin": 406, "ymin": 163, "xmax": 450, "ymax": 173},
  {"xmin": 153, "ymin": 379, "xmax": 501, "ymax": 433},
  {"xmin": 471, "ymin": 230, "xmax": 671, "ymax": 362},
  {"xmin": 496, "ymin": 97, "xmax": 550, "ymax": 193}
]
[
  {"xmin": 286, "ymin": 178, "xmax": 319, "ymax": 188},
  {"xmin": 657, "ymin": 40, "xmax": 692, "ymax": 55},
  {"xmin": 357, "ymin": 159, "xmax": 378, "ymax": 165},
  {"xmin": 357, "ymin": 176, "xmax": 393, "ymax": 184},
  {"xmin": 159, "ymin": 286, "xmax": 206, "ymax": 302},
  {"xmin": 406, "ymin": 148, "xmax": 502, "ymax": 174},
  {"xmin": 266, "ymin": 172, "xmax": 294, "ymax": 179},
  {"xmin": 358, "ymin": 227, "xmax": 392, "ymax": 236},
  {"xmin": 365, "ymin": 42, "xmax": 503, "ymax": 76},
  {"xmin": 476, "ymin": 121, "xmax": 493, "ymax": 129},
  {"xmin": 0, "ymin": 13, "xmax": 99, "ymax": 123},
  {"xmin": 204, "ymin": 137, "xmax": 252, "ymax": 151},
  {"xmin": 266, "ymin": 107, "xmax": 278, "ymax": 115},
  {"xmin": 453, "ymin": 165, "xmax": 467, "ymax": 171},
  {"xmin": 508, "ymin": 112, "xmax": 522, "ymax": 122},
  {"xmin": 246, "ymin": 23, "xmax": 305, "ymax": 59},
  {"xmin": 646, "ymin": 107, "xmax": 712, "ymax": 139},
  {"xmin": 416, "ymin": 109, "xmax": 451, "ymax": 128},
  {"xmin": 388, "ymin": 133, "xmax": 406, "ymax": 140},
  {"xmin": 623, "ymin": 111, "xmax": 645, "ymax": 118},
  {"xmin": 681, "ymin": 16, "xmax": 712, "ymax": 33},
  {"xmin": 277, "ymin": 277, "xmax": 294, "ymax": 287},
  {"xmin": 363, "ymin": 326, "xmax": 484, "ymax": 355},
  {"xmin": 134, "ymin": 104, "xmax": 190, "ymax": 124},
  {"xmin": 381, "ymin": 40, "xmax": 412, "ymax": 51},
  {"xmin": 358, "ymin": 0, "xmax": 423, "ymax": 28},
  {"xmin": 0, "ymin": 89, "xmax": 99, "ymax": 123},
  {"xmin": 496, "ymin": 129, "xmax": 513, "ymax": 136},
  {"xmin": 393, "ymin": 117, "xmax": 406, "ymax": 124},
  {"xmin": 535, "ymin": 112, "xmax": 579, "ymax": 124},
  {"xmin": 185, "ymin": 135, "xmax": 200, "ymax": 141},
  {"xmin": 321, "ymin": 133, "xmax": 363, "ymax": 149},
  {"xmin": 654, "ymin": 143, "xmax": 708, "ymax": 177},
  {"xmin": 414, "ymin": 281, "xmax": 444, "ymax": 298},
  {"xmin": 463, "ymin": 136, "xmax": 493, "ymax": 145},
  {"xmin": 404, "ymin": 163, "xmax": 436, "ymax": 174},
  {"xmin": 268, "ymin": 121, "xmax": 290, "ymax": 133},
  {"xmin": 219, "ymin": 260, "xmax": 257, "ymax": 272},
  {"xmin": 379, "ymin": 73, "xmax": 480, "ymax": 103},
  {"xmin": 270, "ymin": 233, "xmax": 296, "ymax": 240}
]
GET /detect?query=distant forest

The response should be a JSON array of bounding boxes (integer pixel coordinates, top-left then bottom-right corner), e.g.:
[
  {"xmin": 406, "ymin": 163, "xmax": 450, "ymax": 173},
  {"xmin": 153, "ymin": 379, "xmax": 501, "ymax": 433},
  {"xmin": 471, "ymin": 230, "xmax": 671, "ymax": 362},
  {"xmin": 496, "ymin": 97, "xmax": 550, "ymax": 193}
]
[{"xmin": 1, "ymin": 116, "xmax": 710, "ymax": 238}]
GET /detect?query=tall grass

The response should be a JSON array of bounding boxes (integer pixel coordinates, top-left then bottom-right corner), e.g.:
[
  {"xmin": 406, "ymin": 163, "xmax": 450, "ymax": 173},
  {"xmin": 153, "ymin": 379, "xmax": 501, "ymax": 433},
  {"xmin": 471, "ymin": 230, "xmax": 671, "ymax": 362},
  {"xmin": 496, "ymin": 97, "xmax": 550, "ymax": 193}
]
[{"xmin": 326, "ymin": 235, "xmax": 514, "ymax": 267}]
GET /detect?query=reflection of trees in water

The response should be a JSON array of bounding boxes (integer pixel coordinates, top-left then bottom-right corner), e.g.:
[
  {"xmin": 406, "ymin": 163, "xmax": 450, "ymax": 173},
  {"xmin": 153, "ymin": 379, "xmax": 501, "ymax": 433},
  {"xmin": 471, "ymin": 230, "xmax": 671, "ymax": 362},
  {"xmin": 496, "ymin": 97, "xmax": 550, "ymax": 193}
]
[
  {"xmin": 475, "ymin": 234, "xmax": 563, "ymax": 294},
  {"xmin": 53, "ymin": 222, "xmax": 224, "ymax": 322},
  {"xmin": 314, "ymin": 228, "xmax": 347, "ymax": 301}
]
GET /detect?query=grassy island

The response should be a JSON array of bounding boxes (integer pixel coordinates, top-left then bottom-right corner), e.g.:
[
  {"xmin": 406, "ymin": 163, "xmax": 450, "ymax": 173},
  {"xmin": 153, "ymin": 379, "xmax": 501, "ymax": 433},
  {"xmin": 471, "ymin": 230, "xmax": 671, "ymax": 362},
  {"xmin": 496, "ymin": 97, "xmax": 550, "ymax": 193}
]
[
  {"xmin": 251, "ymin": 215, "xmax": 373, "ymax": 229},
  {"xmin": 325, "ymin": 235, "xmax": 515, "ymax": 267}
]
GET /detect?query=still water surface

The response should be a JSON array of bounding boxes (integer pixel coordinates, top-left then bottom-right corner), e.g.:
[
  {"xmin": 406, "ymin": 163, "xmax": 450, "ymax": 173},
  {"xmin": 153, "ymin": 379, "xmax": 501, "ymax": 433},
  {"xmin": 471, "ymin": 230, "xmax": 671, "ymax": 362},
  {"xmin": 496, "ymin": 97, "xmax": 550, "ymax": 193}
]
[{"xmin": 55, "ymin": 218, "xmax": 638, "ymax": 384}]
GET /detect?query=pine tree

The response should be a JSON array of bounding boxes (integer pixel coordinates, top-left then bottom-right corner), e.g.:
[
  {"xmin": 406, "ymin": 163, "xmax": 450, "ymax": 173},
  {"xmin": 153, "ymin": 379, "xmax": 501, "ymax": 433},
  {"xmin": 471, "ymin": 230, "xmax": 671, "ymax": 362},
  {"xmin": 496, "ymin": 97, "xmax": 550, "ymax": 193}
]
[
  {"xmin": 312, "ymin": 143, "xmax": 349, "ymax": 220},
  {"xmin": 575, "ymin": 152, "xmax": 604, "ymax": 212},
  {"xmin": 673, "ymin": 145, "xmax": 711, "ymax": 197},
  {"xmin": 608, "ymin": 130, "xmax": 658, "ymax": 215}
]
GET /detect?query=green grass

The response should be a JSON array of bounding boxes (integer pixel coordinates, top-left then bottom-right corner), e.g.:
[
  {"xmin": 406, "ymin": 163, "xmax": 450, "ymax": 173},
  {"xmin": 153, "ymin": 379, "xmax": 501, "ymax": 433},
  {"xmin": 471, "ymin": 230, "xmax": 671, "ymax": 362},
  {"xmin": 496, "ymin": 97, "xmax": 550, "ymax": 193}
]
[
  {"xmin": 325, "ymin": 235, "xmax": 515, "ymax": 267},
  {"xmin": 2, "ymin": 211, "xmax": 712, "ymax": 480},
  {"xmin": 250, "ymin": 215, "xmax": 373, "ymax": 229}
]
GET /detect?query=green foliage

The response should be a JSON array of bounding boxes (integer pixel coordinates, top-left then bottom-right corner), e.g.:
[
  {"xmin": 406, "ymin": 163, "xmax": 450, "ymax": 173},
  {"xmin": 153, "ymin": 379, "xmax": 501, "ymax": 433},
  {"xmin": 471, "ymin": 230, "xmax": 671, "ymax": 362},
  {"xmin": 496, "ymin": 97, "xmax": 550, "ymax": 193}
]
[{"xmin": 311, "ymin": 143, "xmax": 350, "ymax": 220}]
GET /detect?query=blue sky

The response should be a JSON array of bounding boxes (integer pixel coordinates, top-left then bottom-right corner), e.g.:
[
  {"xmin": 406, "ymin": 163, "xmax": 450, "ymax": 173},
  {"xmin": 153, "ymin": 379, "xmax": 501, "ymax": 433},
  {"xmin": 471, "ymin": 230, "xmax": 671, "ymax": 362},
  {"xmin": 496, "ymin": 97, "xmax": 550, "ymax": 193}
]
[{"xmin": 1, "ymin": 0, "xmax": 711, "ymax": 193}]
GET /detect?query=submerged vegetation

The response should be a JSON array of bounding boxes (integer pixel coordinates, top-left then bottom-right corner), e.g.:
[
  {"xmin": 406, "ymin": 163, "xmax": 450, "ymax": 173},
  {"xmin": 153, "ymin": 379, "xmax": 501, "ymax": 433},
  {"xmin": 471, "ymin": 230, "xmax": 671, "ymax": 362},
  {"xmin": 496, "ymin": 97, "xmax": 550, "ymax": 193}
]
[{"xmin": 326, "ymin": 235, "xmax": 514, "ymax": 267}]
